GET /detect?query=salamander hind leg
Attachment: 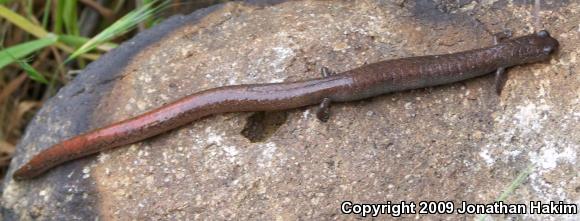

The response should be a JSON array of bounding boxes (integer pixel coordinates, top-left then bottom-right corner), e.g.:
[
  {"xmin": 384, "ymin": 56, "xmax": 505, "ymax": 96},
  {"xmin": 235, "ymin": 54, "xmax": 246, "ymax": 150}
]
[
  {"xmin": 316, "ymin": 98, "xmax": 332, "ymax": 122},
  {"xmin": 493, "ymin": 30, "xmax": 512, "ymax": 95},
  {"xmin": 316, "ymin": 67, "xmax": 334, "ymax": 122},
  {"xmin": 494, "ymin": 67, "xmax": 508, "ymax": 95},
  {"xmin": 493, "ymin": 30, "xmax": 512, "ymax": 44}
]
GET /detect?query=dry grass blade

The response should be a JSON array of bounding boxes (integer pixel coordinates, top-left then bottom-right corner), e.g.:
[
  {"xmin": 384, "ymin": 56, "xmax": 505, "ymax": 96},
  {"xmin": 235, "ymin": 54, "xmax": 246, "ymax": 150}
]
[
  {"xmin": 0, "ymin": 74, "xmax": 27, "ymax": 105},
  {"xmin": 0, "ymin": 140, "xmax": 15, "ymax": 176},
  {"xmin": 0, "ymin": 4, "xmax": 48, "ymax": 38}
]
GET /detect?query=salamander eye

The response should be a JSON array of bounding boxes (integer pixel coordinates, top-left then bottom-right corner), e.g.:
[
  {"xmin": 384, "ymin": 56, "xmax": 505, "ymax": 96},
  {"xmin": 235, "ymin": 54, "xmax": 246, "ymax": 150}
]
[
  {"xmin": 537, "ymin": 30, "xmax": 550, "ymax": 37},
  {"xmin": 543, "ymin": 45, "xmax": 554, "ymax": 54}
]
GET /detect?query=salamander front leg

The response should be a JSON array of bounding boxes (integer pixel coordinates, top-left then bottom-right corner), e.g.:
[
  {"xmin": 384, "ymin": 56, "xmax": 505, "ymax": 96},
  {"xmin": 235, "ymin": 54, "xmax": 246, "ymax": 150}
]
[
  {"xmin": 316, "ymin": 67, "xmax": 334, "ymax": 122},
  {"xmin": 493, "ymin": 30, "xmax": 512, "ymax": 95}
]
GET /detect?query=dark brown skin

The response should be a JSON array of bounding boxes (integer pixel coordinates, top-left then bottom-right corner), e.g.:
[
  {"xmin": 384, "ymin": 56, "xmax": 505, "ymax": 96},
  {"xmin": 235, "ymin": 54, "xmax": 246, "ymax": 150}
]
[{"xmin": 13, "ymin": 30, "xmax": 559, "ymax": 180}]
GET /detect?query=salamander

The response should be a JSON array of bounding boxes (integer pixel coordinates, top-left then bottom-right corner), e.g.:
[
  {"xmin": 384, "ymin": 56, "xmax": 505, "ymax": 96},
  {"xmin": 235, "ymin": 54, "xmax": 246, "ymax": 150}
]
[{"xmin": 13, "ymin": 30, "xmax": 559, "ymax": 179}]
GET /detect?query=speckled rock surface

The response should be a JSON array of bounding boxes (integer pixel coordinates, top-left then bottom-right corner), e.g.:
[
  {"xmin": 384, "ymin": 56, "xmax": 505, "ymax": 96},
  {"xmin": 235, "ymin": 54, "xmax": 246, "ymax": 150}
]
[{"xmin": 2, "ymin": 1, "xmax": 578, "ymax": 220}]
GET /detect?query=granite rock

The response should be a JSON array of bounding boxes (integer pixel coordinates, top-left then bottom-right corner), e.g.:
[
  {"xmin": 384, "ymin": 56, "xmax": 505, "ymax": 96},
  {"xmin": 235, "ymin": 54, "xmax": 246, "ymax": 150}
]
[{"xmin": 2, "ymin": 1, "xmax": 578, "ymax": 220}]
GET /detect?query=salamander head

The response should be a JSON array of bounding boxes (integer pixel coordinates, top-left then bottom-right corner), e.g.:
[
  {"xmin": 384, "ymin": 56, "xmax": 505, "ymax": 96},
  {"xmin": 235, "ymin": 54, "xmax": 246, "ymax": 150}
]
[
  {"xmin": 504, "ymin": 30, "xmax": 559, "ymax": 65},
  {"xmin": 534, "ymin": 30, "xmax": 559, "ymax": 56}
]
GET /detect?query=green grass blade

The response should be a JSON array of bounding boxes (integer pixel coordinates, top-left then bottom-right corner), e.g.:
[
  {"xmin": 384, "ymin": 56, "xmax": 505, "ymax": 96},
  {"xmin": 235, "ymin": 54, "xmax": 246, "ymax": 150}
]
[
  {"xmin": 58, "ymin": 35, "xmax": 117, "ymax": 51},
  {"xmin": 0, "ymin": 4, "xmax": 48, "ymax": 38},
  {"xmin": 62, "ymin": 0, "xmax": 79, "ymax": 35},
  {"xmin": 476, "ymin": 164, "xmax": 534, "ymax": 221},
  {"xmin": 0, "ymin": 34, "xmax": 58, "ymax": 69},
  {"xmin": 495, "ymin": 164, "xmax": 533, "ymax": 201},
  {"xmin": 0, "ymin": 4, "xmax": 97, "ymax": 60},
  {"xmin": 17, "ymin": 60, "xmax": 49, "ymax": 84},
  {"xmin": 141, "ymin": 0, "xmax": 159, "ymax": 28},
  {"xmin": 66, "ymin": 0, "xmax": 168, "ymax": 61},
  {"xmin": 54, "ymin": 0, "xmax": 63, "ymax": 34},
  {"xmin": 42, "ymin": 0, "xmax": 51, "ymax": 29}
]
